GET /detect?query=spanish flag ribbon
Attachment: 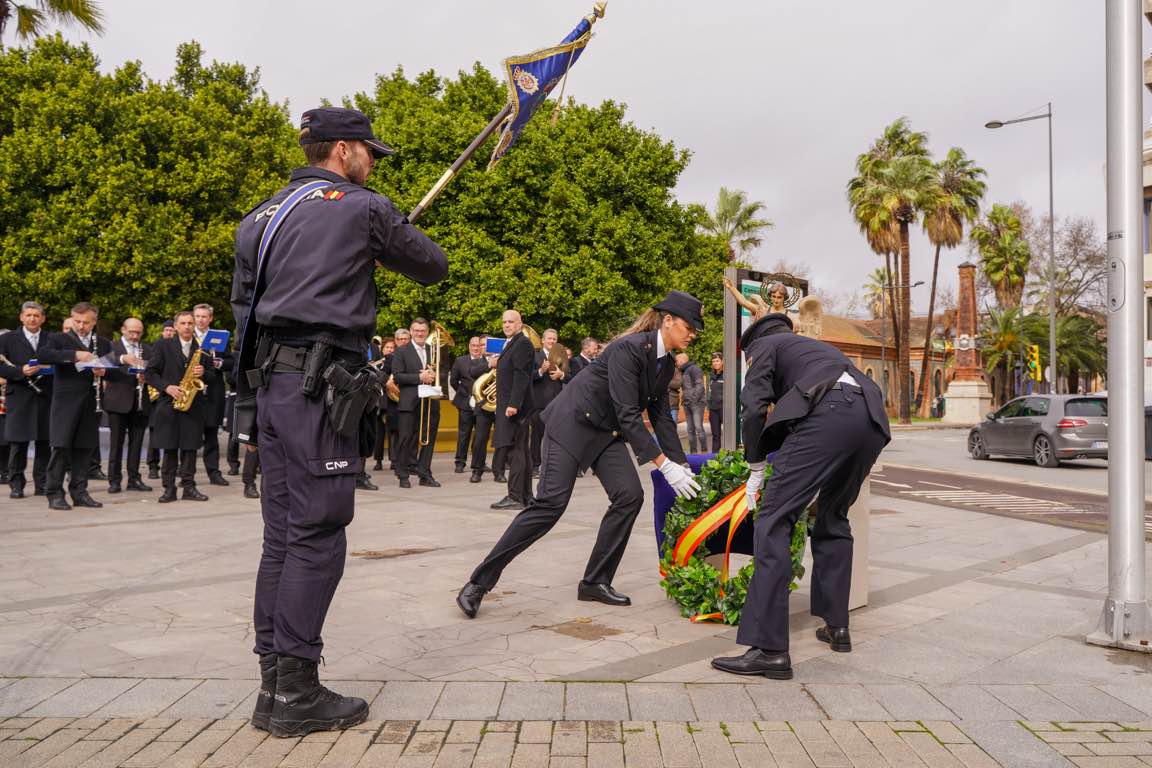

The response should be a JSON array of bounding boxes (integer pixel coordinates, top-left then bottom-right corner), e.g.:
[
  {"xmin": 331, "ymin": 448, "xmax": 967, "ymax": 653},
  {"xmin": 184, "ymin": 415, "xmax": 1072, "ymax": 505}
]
[{"xmin": 665, "ymin": 485, "xmax": 753, "ymax": 623}]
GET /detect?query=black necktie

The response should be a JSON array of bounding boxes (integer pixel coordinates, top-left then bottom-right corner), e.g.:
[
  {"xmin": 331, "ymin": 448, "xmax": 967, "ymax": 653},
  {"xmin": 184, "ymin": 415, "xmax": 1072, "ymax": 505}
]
[{"xmin": 656, "ymin": 355, "xmax": 665, "ymax": 375}]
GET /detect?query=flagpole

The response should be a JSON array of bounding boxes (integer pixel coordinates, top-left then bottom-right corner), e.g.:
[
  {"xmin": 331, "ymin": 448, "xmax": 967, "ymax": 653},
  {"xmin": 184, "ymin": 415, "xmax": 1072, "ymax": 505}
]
[{"xmin": 408, "ymin": 103, "xmax": 513, "ymax": 224}]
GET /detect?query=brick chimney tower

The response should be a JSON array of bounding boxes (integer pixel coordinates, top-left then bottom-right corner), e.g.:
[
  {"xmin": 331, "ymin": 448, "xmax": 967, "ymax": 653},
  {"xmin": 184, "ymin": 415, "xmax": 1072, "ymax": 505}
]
[{"xmin": 943, "ymin": 262, "xmax": 993, "ymax": 423}]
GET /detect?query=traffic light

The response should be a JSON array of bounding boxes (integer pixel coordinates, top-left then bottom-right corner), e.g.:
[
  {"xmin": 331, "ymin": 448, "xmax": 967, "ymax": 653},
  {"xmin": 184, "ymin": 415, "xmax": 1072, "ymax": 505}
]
[{"xmin": 1026, "ymin": 344, "xmax": 1042, "ymax": 381}]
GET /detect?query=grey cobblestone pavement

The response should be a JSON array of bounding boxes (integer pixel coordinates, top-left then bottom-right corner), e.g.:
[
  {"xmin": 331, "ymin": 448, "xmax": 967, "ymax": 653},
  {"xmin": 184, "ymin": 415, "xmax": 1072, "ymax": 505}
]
[{"xmin": 4, "ymin": 444, "xmax": 1152, "ymax": 765}]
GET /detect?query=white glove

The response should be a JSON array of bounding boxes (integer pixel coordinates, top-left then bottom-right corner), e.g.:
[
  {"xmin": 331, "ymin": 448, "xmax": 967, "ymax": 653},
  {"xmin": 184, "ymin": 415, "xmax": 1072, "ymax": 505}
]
[
  {"xmin": 745, "ymin": 461, "xmax": 766, "ymax": 511},
  {"xmin": 659, "ymin": 460, "xmax": 701, "ymax": 499}
]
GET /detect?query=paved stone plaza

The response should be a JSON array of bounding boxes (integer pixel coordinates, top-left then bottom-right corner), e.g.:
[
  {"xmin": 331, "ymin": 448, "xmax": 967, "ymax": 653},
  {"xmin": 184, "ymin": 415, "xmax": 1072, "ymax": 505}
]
[{"xmin": 3, "ymin": 435, "xmax": 1152, "ymax": 766}]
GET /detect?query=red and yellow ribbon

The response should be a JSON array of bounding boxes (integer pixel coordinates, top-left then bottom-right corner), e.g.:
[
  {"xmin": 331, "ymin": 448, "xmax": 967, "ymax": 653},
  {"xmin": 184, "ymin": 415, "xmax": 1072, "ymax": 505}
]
[{"xmin": 664, "ymin": 485, "xmax": 753, "ymax": 622}]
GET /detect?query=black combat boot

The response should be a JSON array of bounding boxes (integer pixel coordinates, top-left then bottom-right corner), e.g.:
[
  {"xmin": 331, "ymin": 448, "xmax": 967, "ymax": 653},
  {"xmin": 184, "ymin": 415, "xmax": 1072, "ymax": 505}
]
[
  {"xmin": 268, "ymin": 655, "xmax": 368, "ymax": 737},
  {"xmin": 251, "ymin": 653, "xmax": 278, "ymax": 731}
]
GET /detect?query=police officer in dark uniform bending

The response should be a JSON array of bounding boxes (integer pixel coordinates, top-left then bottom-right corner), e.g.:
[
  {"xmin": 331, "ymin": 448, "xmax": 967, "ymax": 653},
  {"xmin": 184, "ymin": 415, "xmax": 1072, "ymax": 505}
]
[
  {"xmin": 457, "ymin": 291, "xmax": 705, "ymax": 618},
  {"xmin": 711, "ymin": 312, "xmax": 890, "ymax": 680},
  {"xmin": 230, "ymin": 107, "xmax": 447, "ymax": 737}
]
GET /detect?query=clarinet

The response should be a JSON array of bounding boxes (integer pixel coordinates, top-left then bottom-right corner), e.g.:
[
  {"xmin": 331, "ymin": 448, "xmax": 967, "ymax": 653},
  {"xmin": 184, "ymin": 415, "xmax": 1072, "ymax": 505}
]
[
  {"xmin": 134, "ymin": 345, "xmax": 145, "ymax": 411},
  {"xmin": 90, "ymin": 334, "xmax": 103, "ymax": 414}
]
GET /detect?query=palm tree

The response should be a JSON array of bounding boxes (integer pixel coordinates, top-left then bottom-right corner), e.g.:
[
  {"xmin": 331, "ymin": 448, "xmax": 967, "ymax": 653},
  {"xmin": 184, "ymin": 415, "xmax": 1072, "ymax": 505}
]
[
  {"xmin": 1021, "ymin": 313, "xmax": 1106, "ymax": 393},
  {"xmin": 0, "ymin": 0, "xmax": 103, "ymax": 44},
  {"xmin": 917, "ymin": 148, "xmax": 986, "ymax": 416},
  {"xmin": 864, "ymin": 267, "xmax": 890, "ymax": 320},
  {"xmin": 981, "ymin": 305, "xmax": 1025, "ymax": 405},
  {"xmin": 848, "ymin": 118, "xmax": 940, "ymax": 423},
  {"xmin": 972, "ymin": 204, "xmax": 1031, "ymax": 310},
  {"xmin": 695, "ymin": 187, "xmax": 773, "ymax": 262}
]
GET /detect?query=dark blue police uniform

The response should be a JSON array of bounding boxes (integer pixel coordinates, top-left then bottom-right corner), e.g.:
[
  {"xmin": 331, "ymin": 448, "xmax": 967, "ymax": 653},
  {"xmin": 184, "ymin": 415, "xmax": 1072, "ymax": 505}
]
[{"xmin": 230, "ymin": 107, "xmax": 447, "ymax": 737}]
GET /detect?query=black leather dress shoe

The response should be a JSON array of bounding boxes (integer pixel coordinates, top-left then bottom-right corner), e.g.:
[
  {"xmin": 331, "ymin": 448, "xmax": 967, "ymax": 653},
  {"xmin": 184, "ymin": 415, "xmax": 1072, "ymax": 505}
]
[
  {"xmin": 48, "ymin": 497, "xmax": 71, "ymax": 511},
  {"xmin": 578, "ymin": 581, "xmax": 631, "ymax": 606},
  {"xmin": 456, "ymin": 582, "xmax": 487, "ymax": 619},
  {"xmin": 209, "ymin": 473, "xmax": 230, "ymax": 487},
  {"xmin": 711, "ymin": 648, "xmax": 793, "ymax": 679},
  {"xmin": 147, "ymin": 468, "xmax": 160, "ymax": 480},
  {"xmin": 454, "ymin": 465, "xmax": 465, "ymax": 474},
  {"xmin": 356, "ymin": 476, "xmax": 378, "ymax": 491},
  {"xmin": 158, "ymin": 489, "xmax": 178, "ymax": 503},
  {"xmin": 816, "ymin": 625, "xmax": 852, "ymax": 652},
  {"xmin": 89, "ymin": 467, "xmax": 107, "ymax": 481},
  {"xmin": 244, "ymin": 482, "xmax": 260, "ymax": 499},
  {"xmin": 10, "ymin": 489, "xmax": 25, "ymax": 499},
  {"xmin": 72, "ymin": 493, "xmax": 103, "ymax": 508},
  {"xmin": 372, "ymin": 460, "xmax": 384, "ymax": 471},
  {"xmin": 469, "ymin": 470, "xmax": 483, "ymax": 483},
  {"xmin": 490, "ymin": 495, "xmax": 524, "ymax": 510},
  {"xmin": 419, "ymin": 476, "xmax": 441, "ymax": 488},
  {"xmin": 398, "ymin": 478, "xmax": 411, "ymax": 489},
  {"xmin": 492, "ymin": 473, "xmax": 507, "ymax": 483},
  {"xmin": 108, "ymin": 482, "xmax": 122, "ymax": 494},
  {"xmin": 226, "ymin": 465, "xmax": 240, "ymax": 476},
  {"xmin": 182, "ymin": 487, "xmax": 209, "ymax": 501},
  {"xmin": 127, "ymin": 479, "xmax": 152, "ymax": 492}
]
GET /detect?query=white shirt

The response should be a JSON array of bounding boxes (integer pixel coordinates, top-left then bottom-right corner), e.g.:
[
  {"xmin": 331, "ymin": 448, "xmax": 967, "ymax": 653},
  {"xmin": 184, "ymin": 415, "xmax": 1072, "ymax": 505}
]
[
  {"xmin": 656, "ymin": 330, "xmax": 671, "ymax": 369},
  {"xmin": 415, "ymin": 343, "xmax": 427, "ymax": 367},
  {"xmin": 180, "ymin": 339, "xmax": 192, "ymax": 358},
  {"xmin": 74, "ymin": 334, "xmax": 93, "ymax": 371},
  {"xmin": 22, "ymin": 328, "xmax": 39, "ymax": 350}
]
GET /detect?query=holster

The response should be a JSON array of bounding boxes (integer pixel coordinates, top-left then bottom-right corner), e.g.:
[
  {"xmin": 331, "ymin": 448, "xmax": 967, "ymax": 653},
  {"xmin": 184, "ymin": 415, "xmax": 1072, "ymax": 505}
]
[{"xmin": 323, "ymin": 364, "xmax": 383, "ymax": 439}]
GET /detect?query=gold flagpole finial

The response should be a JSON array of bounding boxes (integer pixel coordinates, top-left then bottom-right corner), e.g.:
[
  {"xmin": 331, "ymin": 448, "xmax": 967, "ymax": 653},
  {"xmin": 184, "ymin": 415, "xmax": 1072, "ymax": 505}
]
[{"xmin": 588, "ymin": 2, "xmax": 607, "ymax": 23}]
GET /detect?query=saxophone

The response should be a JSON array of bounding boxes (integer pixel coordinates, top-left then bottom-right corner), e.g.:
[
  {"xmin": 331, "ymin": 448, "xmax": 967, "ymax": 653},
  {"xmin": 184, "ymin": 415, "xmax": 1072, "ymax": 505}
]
[{"xmin": 172, "ymin": 346, "xmax": 206, "ymax": 412}]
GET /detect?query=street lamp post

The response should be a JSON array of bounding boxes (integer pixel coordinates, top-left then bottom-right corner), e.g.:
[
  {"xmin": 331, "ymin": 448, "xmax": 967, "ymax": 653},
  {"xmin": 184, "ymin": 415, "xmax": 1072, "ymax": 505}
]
[{"xmin": 985, "ymin": 103, "xmax": 1058, "ymax": 394}]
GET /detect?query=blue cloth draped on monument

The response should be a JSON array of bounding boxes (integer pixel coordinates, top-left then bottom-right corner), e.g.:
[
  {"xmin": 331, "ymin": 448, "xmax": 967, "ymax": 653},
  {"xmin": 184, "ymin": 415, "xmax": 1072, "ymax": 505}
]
[{"xmin": 487, "ymin": 14, "xmax": 597, "ymax": 168}]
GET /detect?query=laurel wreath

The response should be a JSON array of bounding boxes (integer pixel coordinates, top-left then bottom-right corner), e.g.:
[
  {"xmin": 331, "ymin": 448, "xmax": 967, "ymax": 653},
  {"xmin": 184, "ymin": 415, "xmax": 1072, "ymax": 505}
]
[{"xmin": 659, "ymin": 450, "xmax": 810, "ymax": 625}]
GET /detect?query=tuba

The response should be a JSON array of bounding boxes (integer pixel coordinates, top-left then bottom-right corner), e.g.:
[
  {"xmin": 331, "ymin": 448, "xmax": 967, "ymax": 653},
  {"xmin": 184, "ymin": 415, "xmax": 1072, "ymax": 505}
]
[
  {"xmin": 172, "ymin": 346, "xmax": 206, "ymax": 412},
  {"xmin": 471, "ymin": 325, "xmax": 542, "ymax": 414}
]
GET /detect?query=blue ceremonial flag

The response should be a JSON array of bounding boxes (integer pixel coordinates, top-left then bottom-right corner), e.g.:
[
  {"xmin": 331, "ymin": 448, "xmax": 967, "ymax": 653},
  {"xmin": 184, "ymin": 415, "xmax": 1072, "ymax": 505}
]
[{"xmin": 488, "ymin": 4, "xmax": 606, "ymax": 168}]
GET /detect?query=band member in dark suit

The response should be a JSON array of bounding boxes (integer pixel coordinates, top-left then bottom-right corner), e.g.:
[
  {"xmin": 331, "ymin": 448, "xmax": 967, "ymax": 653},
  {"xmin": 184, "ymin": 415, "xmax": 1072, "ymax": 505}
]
[
  {"xmin": 458, "ymin": 292, "xmax": 704, "ymax": 618},
  {"xmin": 193, "ymin": 304, "xmax": 233, "ymax": 486},
  {"xmin": 370, "ymin": 337, "xmax": 396, "ymax": 471},
  {"xmin": 0, "ymin": 301, "xmax": 53, "ymax": 498},
  {"xmin": 146, "ymin": 311, "xmax": 209, "ymax": 503},
  {"xmin": 711, "ymin": 312, "xmax": 890, "ymax": 680},
  {"xmin": 450, "ymin": 337, "xmax": 488, "ymax": 476},
  {"xmin": 147, "ymin": 320, "xmax": 177, "ymax": 479},
  {"xmin": 391, "ymin": 318, "xmax": 442, "ymax": 488},
  {"xmin": 490, "ymin": 311, "xmax": 536, "ymax": 511},
  {"xmin": 567, "ymin": 337, "xmax": 597, "ymax": 379},
  {"xmin": 530, "ymin": 329, "xmax": 566, "ymax": 475},
  {"xmin": 104, "ymin": 317, "xmax": 152, "ymax": 493},
  {"xmin": 707, "ymin": 352, "xmax": 724, "ymax": 452},
  {"xmin": 37, "ymin": 302, "xmax": 117, "ymax": 510},
  {"xmin": 468, "ymin": 337, "xmax": 498, "ymax": 483},
  {"xmin": 382, "ymin": 328, "xmax": 409, "ymax": 471}
]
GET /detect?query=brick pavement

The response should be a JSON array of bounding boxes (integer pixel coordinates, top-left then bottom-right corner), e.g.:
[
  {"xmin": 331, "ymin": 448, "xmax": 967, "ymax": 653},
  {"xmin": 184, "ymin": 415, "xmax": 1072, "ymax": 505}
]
[{"xmin": 5, "ymin": 714, "xmax": 1124, "ymax": 767}]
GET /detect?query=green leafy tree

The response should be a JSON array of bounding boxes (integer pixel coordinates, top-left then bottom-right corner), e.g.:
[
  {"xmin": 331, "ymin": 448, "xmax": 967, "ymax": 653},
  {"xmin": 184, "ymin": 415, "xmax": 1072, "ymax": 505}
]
[
  {"xmin": 1021, "ymin": 313, "xmax": 1106, "ymax": 394},
  {"xmin": 981, "ymin": 305, "xmax": 1025, "ymax": 405},
  {"xmin": 972, "ymin": 204, "xmax": 1031, "ymax": 310},
  {"xmin": 0, "ymin": 0, "xmax": 103, "ymax": 45},
  {"xmin": 917, "ymin": 148, "xmax": 985, "ymax": 415},
  {"xmin": 848, "ymin": 117, "xmax": 940, "ymax": 423},
  {"xmin": 355, "ymin": 65, "xmax": 730, "ymax": 356},
  {"xmin": 693, "ymin": 187, "xmax": 772, "ymax": 262},
  {"xmin": 0, "ymin": 37, "xmax": 297, "ymax": 334}
]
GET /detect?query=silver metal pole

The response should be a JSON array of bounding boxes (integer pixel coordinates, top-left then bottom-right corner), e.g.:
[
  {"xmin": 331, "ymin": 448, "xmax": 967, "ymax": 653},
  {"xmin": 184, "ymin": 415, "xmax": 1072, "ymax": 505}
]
[
  {"xmin": 1087, "ymin": 0, "xmax": 1151, "ymax": 653},
  {"xmin": 721, "ymin": 266, "xmax": 738, "ymax": 451},
  {"xmin": 1047, "ymin": 104, "xmax": 1058, "ymax": 394}
]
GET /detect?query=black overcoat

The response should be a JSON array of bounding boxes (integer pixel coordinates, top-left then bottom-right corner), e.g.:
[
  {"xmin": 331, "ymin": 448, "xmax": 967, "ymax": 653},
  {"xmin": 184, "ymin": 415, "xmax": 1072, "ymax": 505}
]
[
  {"xmin": 540, "ymin": 329, "xmax": 685, "ymax": 470},
  {"xmin": 36, "ymin": 331, "xmax": 117, "ymax": 447},
  {"xmin": 103, "ymin": 339, "xmax": 153, "ymax": 415},
  {"xmin": 493, "ymin": 332, "xmax": 535, "ymax": 449},
  {"xmin": 0, "ymin": 330, "xmax": 53, "ymax": 442},
  {"xmin": 145, "ymin": 337, "xmax": 207, "ymax": 451}
]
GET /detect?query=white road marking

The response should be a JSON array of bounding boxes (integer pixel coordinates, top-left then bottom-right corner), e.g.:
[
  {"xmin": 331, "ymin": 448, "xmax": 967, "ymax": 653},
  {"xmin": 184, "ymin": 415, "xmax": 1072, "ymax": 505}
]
[
  {"xmin": 899, "ymin": 488, "xmax": 1079, "ymax": 515},
  {"xmin": 872, "ymin": 479, "xmax": 914, "ymax": 489},
  {"xmin": 919, "ymin": 481, "xmax": 962, "ymax": 489}
]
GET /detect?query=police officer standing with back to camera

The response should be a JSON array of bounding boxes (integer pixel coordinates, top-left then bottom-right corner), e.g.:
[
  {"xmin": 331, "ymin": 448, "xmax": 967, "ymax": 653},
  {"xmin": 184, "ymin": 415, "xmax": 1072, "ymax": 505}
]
[
  {"xmin": 230, "ymin": 107, "xmax": 447, "ymax": 737},
  {"xmin": 711, "ymin": 311, "xmax": 890, "ymax": 680},
  {"xmin": 458, "ymin": 291, "xmax": 704, "ymax": 618}
]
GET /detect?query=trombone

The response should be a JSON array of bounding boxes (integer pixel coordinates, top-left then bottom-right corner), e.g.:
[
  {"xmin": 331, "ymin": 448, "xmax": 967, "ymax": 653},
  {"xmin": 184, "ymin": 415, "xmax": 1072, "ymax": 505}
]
[{"xmin": 418, "ymin": 322, "xmax": 453, "ymax": 447}]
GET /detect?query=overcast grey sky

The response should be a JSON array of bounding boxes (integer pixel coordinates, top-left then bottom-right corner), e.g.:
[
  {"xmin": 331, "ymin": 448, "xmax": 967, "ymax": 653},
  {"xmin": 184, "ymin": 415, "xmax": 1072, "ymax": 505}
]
[{"xmin": 53, "ymin": 0, "xmax": 1134, "ymax": 313}]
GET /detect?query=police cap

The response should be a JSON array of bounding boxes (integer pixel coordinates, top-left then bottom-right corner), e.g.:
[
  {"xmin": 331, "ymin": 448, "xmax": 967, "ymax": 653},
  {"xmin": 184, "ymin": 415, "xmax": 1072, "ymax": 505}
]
[{"xmin": 299, "ymin": 107, "xmax": 397, "ymax": 159}]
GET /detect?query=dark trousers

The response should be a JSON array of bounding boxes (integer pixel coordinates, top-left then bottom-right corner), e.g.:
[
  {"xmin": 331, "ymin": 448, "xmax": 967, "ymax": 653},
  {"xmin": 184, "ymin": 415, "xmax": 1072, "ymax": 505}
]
[
  {"xmin": 736, "ymin": 388, "xmax": 887, "ymax": 653},
  {"xmin": 454, "ymin": 407, "xmax": 476, "ymax": 468},
  {"xmin": 471, "ymin": 409, "xmax": 493, "ymax": 470},
  {"xmin": 504, "ymin": 419, "xmax": 533, "ymax": 504},
  {"xmin": 0, "ymin": 439, "xmax": 8, "ymax": 479},
  {"xmin": 108, "ymin": 410, "xmax": 148, "ymax": 483},
  {"xmin": 243, "ymin": 447, "xmax": 260, "ymax": 484},
  {"xmin": 372, "ymin": 413, "xmax": 388, "ymax": 463},
  {"xmin": 8, "ymin": 440, "xmax": 49, "ymax": 493},
  {"xmin": 45, "ymin": 408, "xmax": 100, "ymax": 501},
  {"xmin": 254, "ymin": 373, "xmax": 358, "ymax": 662},
  {"xmin": 396, "ymin": 401, "xmax": 439, "ymax": 480},
  {"xmin": 147, "ymin": 433, "xmax": 159, "ymax": 473},
  {"xmin": 709, "ymin": 408, "xmax": 723, "ymax": 453},
  {"xmin": 161, "ymin": 448, "xmax": 197, "ymax": 490},
  {"xmin": 201, "ymin": 425, "xmax": 221, "ymax": 476},
  {"xmin": 471, "ymin": 434, "xmax": 643, "ymax": 590},
  {"xmin": 530, "ymin": 411, "xmax": 545, "ymax": 469}
]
